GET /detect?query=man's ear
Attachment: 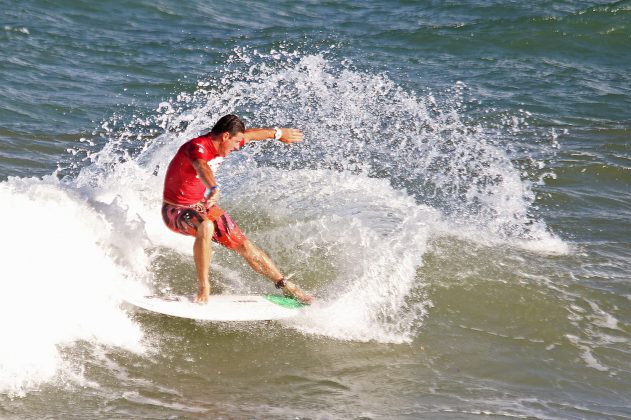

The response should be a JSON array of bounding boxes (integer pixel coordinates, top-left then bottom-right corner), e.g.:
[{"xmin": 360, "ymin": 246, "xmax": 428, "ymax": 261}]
[{"xmin": 222, "ymin": 132, "xmax": 231, "ymax": 142}]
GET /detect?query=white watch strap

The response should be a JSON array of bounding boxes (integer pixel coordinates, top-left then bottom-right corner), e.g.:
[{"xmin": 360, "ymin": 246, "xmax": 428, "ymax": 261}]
[{"xmin": 274, "ymin": 127, "xmax": 282, "ymax": 140}]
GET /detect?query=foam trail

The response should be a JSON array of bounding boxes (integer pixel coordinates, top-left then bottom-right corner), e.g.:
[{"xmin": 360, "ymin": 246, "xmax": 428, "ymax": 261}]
[
  {"xmin": 68, "ymin": 49, "xmax": 567, "ymax": 343},
  {"xmin": 221, "ymin": 168, "xmax": 439, "ymax": 342},
  {"xmin": 30, "ymin": 48, "xmax": 567, "ymax": 349}
]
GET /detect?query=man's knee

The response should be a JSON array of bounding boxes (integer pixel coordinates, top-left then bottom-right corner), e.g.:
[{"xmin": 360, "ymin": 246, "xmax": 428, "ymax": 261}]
[{"xmin": 196, "ymin": 220, "xmax": 215, "ymax": 238}]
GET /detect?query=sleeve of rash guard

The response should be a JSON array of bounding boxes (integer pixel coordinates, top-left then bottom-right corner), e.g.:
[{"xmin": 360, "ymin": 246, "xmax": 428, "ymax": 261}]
[{"xmin": 186, "ymin": 138, "xmax": 211, "ymax": 162}]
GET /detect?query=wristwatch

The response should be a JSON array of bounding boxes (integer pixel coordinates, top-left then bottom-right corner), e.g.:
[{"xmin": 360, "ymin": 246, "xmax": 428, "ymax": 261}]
[{"xmin": 273, "ymin": 127, "xmax": 283, "ymax": 140}]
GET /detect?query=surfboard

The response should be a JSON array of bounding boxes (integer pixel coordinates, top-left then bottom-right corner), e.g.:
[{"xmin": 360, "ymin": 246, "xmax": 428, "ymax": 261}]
[{"xmin": 124, "ymin": 294, "xmax": 305, "ymax": 321}]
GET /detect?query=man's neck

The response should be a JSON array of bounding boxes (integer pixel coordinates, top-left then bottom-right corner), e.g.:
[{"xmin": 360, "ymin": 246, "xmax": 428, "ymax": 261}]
[{"xmin": 207, "ymin": 133, "xmax": 221, "ymax": 153}]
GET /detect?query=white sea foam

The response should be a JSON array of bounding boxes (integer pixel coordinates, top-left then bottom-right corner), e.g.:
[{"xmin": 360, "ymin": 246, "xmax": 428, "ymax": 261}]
[
  {"xmin": 0, "ymin": 177, "xmax": 148, "ymax": 397},
  {"xmin": 3, "ymin": 25, "xmax": 30, "ymax": 35},
  {"xmin": 565, "ymin": 335, "xmax": 610, "ymax": 372}
]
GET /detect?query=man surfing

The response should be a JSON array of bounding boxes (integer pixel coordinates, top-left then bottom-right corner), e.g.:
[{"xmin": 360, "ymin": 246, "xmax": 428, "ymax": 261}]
[{"xmin": 162, "ymin": 114, "xmax": 313, "ymax": 304}]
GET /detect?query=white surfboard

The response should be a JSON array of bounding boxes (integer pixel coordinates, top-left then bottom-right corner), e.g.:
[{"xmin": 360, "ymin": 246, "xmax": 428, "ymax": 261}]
[{"xmin": 124, "ymin": 294, "xmax": 305, "ymax": 321}]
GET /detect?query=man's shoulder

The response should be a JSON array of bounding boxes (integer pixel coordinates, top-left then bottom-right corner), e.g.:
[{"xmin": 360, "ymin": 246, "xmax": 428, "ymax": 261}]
[
  {"xmin": 184, "ymin": 134, "xmax": 215, "ymax": 160},
  {"xmin": 187, "ymin": 134, "xmax": 211, "ymax": 148}
]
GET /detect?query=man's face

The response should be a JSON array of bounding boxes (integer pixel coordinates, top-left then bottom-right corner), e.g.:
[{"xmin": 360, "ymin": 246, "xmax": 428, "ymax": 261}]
[{"xmin": 219, "ymin": 132, "xmax": 245, "ymax": 157}]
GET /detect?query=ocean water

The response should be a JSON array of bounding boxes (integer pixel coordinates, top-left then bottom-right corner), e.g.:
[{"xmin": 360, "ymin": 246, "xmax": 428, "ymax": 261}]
[{"xmin": 1, "ymin": 0, "xmax": 630, "ymax": 418}]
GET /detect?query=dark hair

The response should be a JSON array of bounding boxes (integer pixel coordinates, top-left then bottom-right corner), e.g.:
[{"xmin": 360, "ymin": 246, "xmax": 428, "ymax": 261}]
[{"xmin": 210, "ymin": 114, "xmax": 246, "ymax": 136}]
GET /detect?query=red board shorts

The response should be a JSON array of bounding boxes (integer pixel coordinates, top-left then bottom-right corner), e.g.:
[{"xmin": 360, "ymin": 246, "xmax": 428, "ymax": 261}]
[{"xmin": 161, "ymin": 202, "xmax": 247, "ymax": 250}]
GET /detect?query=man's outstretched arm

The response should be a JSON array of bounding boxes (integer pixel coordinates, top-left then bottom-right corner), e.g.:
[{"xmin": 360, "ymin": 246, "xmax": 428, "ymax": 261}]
[{"xmin": 244, "ymin": 128, "xmax": 304, "ymax": 144}]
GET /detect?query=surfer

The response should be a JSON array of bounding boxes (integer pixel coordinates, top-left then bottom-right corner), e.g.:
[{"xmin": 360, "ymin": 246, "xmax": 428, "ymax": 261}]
[{"xmin": 161, "ymin": 114, "xmax": 313, "ymax": 304}]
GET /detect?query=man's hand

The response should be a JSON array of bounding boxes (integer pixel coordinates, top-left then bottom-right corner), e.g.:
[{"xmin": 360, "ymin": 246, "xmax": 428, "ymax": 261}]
[
  {"xmin": 278, "ymin": 128, "xmax": 304, "ymax": 144},
  {"xmin": 204, "ymin": 188, "xmax": 220, "ymax": 209},
  {"xmin": 283, "ymin": 280, "xmax": 313, "ymax": 304}
]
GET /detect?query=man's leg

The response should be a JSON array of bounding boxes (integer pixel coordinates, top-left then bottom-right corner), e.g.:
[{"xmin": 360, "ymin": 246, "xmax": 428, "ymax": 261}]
[
  {"xmin": 235, "ymin": 239, "xmax": 283, "ymax": 281},
  {"xmin": 235, "ymin": 239, "xmax": 313, "ymax": 303},
  {"xmin": 193, "ymin": 220, "xmax": 214, "ymax": 303}
]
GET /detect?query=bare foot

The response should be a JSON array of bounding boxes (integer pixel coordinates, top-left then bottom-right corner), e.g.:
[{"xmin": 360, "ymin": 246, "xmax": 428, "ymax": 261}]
[
  {"xmin": 194, "ymin": 284, "xmax": 210, "ymax": 304},
  {"xmin": 283, "ymin": 281, "xmax": 313, "ymax": 305}
]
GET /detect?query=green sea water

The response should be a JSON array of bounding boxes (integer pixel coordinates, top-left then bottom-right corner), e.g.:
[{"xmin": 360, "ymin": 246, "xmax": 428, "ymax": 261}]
[{"xmin": 1, "ymin": 1, "xmax": 630, "ymax": 418}]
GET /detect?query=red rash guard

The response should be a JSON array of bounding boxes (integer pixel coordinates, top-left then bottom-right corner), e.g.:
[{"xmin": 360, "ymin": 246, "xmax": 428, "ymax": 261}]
[{"xmin": 162, "ymin": 134, "xmax": 244, "ymax": 206}]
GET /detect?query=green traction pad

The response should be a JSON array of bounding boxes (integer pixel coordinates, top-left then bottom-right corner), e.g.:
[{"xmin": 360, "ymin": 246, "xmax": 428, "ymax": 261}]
[{"xmin": 264, "ymin": 294, "xmax": 306, "ymax": 309}]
